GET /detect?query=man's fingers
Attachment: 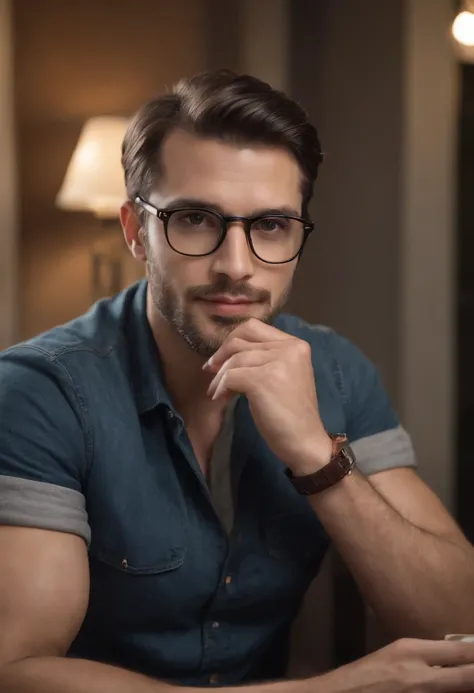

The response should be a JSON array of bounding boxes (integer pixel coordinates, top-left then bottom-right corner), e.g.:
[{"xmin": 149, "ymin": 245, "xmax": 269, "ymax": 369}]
[
  {"xmin": 207, "ymin": 351, "xmax": 272, "ymax": 398},
  {"xmin": 223, "ymin": 318, "xmax": 290, "ymax": 344},
  {"xmin": 399, "ymin": 639, "xmax": 474, "ymax": 667},
  {"xmin": 425, "ymin": 641, "xmax": 474, "ymax": 667},
  {"xmin": 203, "ymin": 338, "xmax": 276, "ymax": 372},
  {"xmin": 433, "ymin": 663, "xmax": 474, "ymax": 691},
  {"xmin": 211, "ymin": 366, "xmax": 259, "ymax": 401}
]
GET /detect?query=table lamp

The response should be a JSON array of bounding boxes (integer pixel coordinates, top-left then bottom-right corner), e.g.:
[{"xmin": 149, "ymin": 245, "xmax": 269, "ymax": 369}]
[{"xmin": 56, "ymin": 116, "xmax": 129, "ymax": 300}]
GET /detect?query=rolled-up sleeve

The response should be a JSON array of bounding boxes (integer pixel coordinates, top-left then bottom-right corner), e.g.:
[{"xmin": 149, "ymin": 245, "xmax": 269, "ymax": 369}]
[
  {"xmin": 329, "ymin": 333, "xmax": 416, "ymax": 476},
  {"xmin": 0, "ymin": 345, "xmax": 91, "ymax": 545}
]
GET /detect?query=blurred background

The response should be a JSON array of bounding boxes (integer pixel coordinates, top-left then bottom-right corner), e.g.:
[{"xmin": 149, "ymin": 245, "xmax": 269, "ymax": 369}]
[{"xmin": 0, "ymin": 0, "xmax": 473, "ymax": 676}]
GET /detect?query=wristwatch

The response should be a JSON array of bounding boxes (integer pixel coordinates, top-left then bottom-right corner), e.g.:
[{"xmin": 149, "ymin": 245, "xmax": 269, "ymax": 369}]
[{"xmin": 286, "ymin": 434, "xmax": 356, "ymax": 495}]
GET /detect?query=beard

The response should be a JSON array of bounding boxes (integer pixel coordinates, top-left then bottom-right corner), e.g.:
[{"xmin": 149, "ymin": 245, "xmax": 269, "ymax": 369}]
[{"xmin": 147, "ymin": 262, "xmax": 291, "ymax": 359}]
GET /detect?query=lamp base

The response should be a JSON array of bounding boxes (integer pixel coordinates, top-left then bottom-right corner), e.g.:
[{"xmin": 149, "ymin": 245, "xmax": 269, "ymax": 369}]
[{"xmin": 90, "ymin": 219, "xmax": 124, "ymax": 302}]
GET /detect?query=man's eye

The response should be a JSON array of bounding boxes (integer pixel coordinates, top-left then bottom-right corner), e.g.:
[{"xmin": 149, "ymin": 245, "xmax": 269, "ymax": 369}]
[
  {"xmin": 254, "ymin": 218, "xmax": 288, "ymax": 232},
  {"xmin": 185, "ymin": 213, "xmax": 205, "ymax": 225}
]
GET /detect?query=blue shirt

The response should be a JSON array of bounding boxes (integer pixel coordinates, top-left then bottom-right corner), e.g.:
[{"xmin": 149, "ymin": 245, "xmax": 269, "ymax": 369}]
[{"xmin": 0, "ymin": 280, "xmax": 414, "ymax": 685}]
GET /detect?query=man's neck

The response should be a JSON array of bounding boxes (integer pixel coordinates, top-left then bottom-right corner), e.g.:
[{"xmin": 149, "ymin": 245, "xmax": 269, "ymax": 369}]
[{"xmin": 146, "ymin": 291, "xmax": 224, "ymax": 422}]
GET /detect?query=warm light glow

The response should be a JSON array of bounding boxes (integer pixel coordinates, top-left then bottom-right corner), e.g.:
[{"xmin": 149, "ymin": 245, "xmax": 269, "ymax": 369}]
[
  {"xmin": 452, "ymin": 10, "xmax": 474, "ymax": 47},
  {"xmin": 56, "ymin": 116, "xmax": 128, "ymax": 218}
]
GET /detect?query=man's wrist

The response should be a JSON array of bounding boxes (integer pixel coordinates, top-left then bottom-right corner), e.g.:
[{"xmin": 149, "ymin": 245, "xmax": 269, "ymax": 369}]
[{"xmin": 289, "ymin": 434, "xmax": 333, "ymax": 477}]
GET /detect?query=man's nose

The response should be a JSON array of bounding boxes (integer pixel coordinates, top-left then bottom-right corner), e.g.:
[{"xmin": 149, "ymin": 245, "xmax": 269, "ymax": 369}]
[{"xmin": 210, "ymin": 222, "xmax": 255, "ymax": 282}]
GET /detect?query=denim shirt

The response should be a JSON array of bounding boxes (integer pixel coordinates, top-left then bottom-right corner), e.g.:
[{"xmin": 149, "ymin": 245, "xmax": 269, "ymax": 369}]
[{"xmin": 0, "ymin": 280, "xmax": 414, "ymax": 685}]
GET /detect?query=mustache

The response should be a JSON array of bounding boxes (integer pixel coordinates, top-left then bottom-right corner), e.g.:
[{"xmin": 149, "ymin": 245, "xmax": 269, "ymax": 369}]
[{"xmin": 187, "ymin": 278, "xmax": 270, "ymax": 303}]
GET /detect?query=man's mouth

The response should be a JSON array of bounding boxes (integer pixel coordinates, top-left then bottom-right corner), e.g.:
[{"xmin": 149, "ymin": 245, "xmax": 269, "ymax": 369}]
[
  {"xmin": 197, "ymin": 295, "xmax": 259, "ymax": 316},
  {"xmin": 201, "ymin": 295, "xmax": 254, "ymax": 304}
]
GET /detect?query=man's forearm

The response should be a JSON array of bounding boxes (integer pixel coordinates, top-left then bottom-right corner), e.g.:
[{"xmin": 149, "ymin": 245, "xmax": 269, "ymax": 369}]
[
  {"xmin": 310, "ymin": 470, "xmax": 474, "ymax": 638},
  {"xmin": 0, "ymin": 656, "xmax": 311, "ymax": 693}
]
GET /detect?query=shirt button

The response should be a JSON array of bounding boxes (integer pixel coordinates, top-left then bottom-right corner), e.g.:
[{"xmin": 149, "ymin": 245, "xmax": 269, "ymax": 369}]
[
  {"xmin": 167, "ymin": 410, "xmax": 175, "ymax": 420},
  {"xmin": 121, "ymin": 558, "xmax": 128, "ymax": 570},
  {"xmin": 212, "ymin": 621, "xmax": 220, "ymax": 629},
  {"xmin": 225, "ymin": 575, "xmax": 232, "ymax": 585},
  {"xmin": 209, "ymin": 673, "xmax": 219, "ymax": 684}
]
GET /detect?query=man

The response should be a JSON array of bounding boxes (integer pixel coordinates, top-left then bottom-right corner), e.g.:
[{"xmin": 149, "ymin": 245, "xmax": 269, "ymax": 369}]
[{"xmin": 1, "ymin": 70, "xmax": 474, "ymax": 693}]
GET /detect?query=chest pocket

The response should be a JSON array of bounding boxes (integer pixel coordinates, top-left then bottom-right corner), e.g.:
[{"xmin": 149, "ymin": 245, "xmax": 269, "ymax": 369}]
[
  {"xmin": 87, "ymin": 481, "xmax": 188, "ymax": 576},
  {"xmin": 86, "ymin": 443, "xmax": 189, "ymax": 578},
  {"xmin": 93, "ymin": 544, "xmax": 186, "ymax": 576},
  {"xmin": 85, "ymin": 477, "xmax": 192, "ymax": 637},
  {"xmin": 255, "ymin": 498, "xmax": 330, "ymax": 620},
  {"xmin": 242, "ymin": 450, "xmax": 329, "ymax": 568}
]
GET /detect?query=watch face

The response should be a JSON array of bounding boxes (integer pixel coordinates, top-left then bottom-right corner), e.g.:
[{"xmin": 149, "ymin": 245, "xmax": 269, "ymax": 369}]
[{"xmin": 341, "ymin": 442, "xmax": 356, "ymax": 465}]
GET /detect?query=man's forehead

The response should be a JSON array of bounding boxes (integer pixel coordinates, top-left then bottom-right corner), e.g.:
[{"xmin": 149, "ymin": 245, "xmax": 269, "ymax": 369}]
[{"xmin": 153, "ymin": 129, "xmax": 303, "ymax": 212}]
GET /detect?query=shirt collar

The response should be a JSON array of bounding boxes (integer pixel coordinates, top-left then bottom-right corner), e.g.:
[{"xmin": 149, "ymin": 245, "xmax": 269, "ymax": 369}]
[{"xmin": 125, "ymin": 279, "xmax": 174, "ymax": 415}]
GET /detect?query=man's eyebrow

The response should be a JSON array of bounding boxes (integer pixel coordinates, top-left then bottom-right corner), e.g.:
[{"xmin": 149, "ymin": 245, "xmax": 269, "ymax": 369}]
[
  {"xmin": 163, "ymin": 198, "xmax": 302, "ymax": 218},
  {"xmin": 253, "ymin": 205, "xmax": 302, "ymax": 218},
  {"xmin": 163, "ymin": 198, "xmax": 225, "ymax": 213}
]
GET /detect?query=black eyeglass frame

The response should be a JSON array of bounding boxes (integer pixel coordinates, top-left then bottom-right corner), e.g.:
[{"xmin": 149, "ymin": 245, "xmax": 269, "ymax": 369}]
[{"xmin": 134, "ymin": 195, "xmax": 314, "ymax": 264}]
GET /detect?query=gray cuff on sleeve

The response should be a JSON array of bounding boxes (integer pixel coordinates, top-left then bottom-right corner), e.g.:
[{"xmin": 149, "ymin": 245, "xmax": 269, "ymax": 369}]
[
  {"xmin": 0, "ymin": 475, "xmax": 91, "ymax": 546},
  {"xmin": 352, "ymin": 425, "xmax": 416, "ymax": 476}
]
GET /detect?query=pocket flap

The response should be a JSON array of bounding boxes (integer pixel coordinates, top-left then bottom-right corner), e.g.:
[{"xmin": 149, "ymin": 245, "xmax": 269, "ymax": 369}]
[{"xmin": 92, "ymin": 545, "xmax": 186, "ymax": 575}]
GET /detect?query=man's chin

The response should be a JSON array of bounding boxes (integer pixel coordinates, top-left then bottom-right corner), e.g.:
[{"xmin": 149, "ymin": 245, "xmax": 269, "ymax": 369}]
[
  {"xmin": 178, "ymin": 306, "xmax": 276, "ymax": 358},
  {"xmin": 209, "ymin": 313, "xmax": 252, "ymax": 326},
  {"xmin": 188, "ymin": 313, "xmax": 250, "ymax": 354}
]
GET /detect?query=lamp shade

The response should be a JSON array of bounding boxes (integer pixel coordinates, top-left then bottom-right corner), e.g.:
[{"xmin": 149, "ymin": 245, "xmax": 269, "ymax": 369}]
[{"xmin": 56, "ymin": 116, "xmax": 129, "ymax": 218}]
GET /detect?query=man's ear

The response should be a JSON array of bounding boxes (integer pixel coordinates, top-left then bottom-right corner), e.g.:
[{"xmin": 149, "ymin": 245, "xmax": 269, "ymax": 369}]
[{"xmin": 120, "ymin": 201, "xmax": 147, "ymax": 262}]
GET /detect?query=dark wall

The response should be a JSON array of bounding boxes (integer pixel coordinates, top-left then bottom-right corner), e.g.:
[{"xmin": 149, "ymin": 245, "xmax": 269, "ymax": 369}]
[
  {"xmin": 288, "ymin": 0, "xmax": 405, "ymax": 664},
  {"xmin": 288, "ymin": 0, "xmax": 404, "ymax": 408}
]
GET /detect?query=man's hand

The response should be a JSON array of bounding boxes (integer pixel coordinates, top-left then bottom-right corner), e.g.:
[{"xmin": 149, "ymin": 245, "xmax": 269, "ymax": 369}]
[
  {"xmin": 318, "ymin": 637, "xmax": 474, "ymax": 693},
  {"xmin": 203, "ymin": 319, "xmax": 331, "ymax": 474}
]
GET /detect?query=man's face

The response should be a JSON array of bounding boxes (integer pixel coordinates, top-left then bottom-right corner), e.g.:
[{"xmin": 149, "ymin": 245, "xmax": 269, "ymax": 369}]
[{"xmin": 135, "ymin": 129, "xmax": 304, "ymax": 358}]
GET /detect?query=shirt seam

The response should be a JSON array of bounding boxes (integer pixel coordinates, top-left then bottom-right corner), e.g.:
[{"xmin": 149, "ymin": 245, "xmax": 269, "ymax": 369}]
[
  {"xmin": 322, "ymin": 329, "xmax": 349, "ymax": 409},
  {"xmin": 15, "ymin": 344, "xmax": 94, "ymax": 480}
]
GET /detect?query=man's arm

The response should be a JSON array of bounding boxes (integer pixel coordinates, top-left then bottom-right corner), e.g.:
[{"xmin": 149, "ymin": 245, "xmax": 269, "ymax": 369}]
[
  {"xmin": 204, "ymin": 319, "xmax": 474, "ymax": 641},
  {"xmin": 4, "ymin": 528, "xmax": 474, "ymax": 693},
  {"xmin": 303, "ymin": 330, "xmax": 474, "ymax": 639},
  {"xmin": 308, "ymin": 466, "xmax": 474, "ymax": 639},
  {"xmin": 0, "ymin": 525, "xmax": 301, "ymax": 693}
]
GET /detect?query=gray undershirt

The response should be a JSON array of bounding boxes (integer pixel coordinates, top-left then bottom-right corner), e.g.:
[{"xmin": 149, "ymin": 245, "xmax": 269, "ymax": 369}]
[{"xmin": 208, "ymin": 398, "xmax": 238, "ymax": 535}]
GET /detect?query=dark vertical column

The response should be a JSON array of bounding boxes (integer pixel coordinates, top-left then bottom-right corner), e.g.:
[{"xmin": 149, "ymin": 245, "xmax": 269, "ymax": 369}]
[
  {"xmin": 288, "ymin": 0, "xmax": 403, "ymax": 406},
  {"xmin": 456, "ymin": 63, "xmax": 474, "ymax": 541},
  {"xmin": 288, "ymin": 0, "xmax": 405, "ymax": 665},
  {"xmin": 203, "ymin": 0, "xmax": 241, "ymax": 72}
]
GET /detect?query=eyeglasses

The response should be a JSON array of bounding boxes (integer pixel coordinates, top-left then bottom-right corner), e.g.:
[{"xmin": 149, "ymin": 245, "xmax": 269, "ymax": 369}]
[{"xmin": 134, "ymin": 196, "xmax": 314, "ymax": 264}]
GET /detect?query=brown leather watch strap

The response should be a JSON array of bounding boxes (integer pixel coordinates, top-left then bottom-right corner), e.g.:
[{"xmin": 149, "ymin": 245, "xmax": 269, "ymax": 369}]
[{"xmin": 286, "ymin": 434, "xmax": 356, "ymax": 496}]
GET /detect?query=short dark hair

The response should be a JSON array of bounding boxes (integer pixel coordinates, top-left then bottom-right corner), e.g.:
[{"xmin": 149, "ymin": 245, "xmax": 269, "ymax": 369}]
[{"xmin": 122, "ymin": 70, "xmax": 323, "ymax": 216}]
